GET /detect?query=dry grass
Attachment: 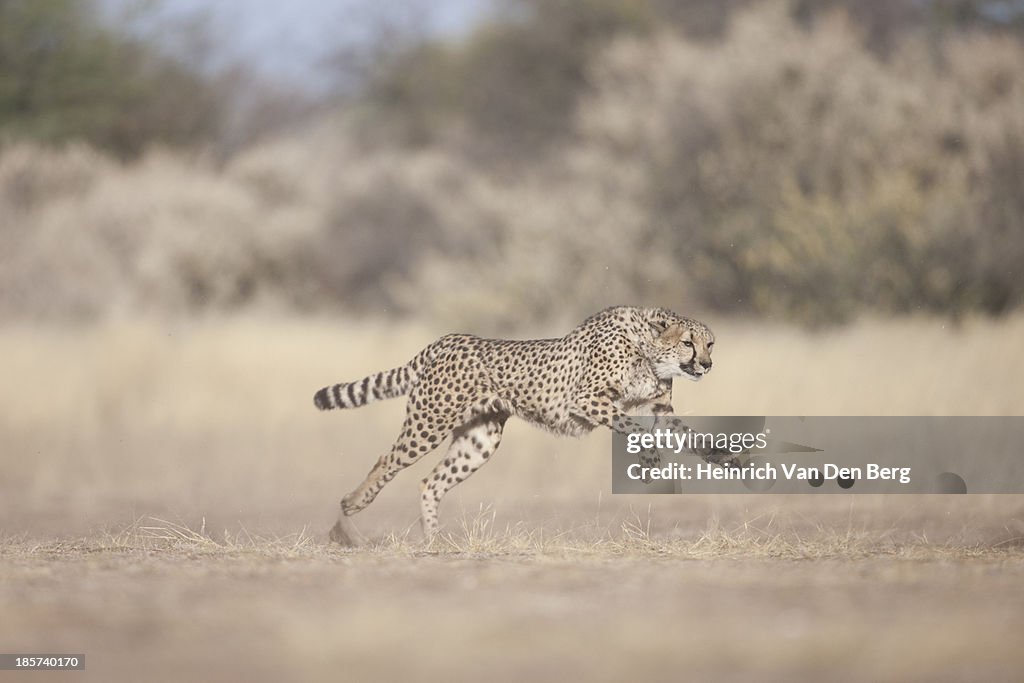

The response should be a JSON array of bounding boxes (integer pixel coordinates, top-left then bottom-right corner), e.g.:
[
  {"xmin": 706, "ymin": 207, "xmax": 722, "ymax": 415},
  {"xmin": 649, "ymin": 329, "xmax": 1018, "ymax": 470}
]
[
  {"xmin": 2, "ymin": 315, "xmax": 1024, "ymax": 681},
  {"xmin": 3, "ymin": 503, "xmax": 1022, "ymax": 562}
]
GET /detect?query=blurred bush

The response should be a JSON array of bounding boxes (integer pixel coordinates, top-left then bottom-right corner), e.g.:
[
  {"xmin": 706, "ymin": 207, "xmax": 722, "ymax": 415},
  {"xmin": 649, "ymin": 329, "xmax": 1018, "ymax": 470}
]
[
  {"xmin": 2, "ymin": 1, "xmax": 1023, "ymax": 327},
  {"xmin": 0, "ymin": 0, "xmax": 224, "ymax": 158},
  {"xmin": 571, "ymin": 4, "xmax": 1024, "ymax": 323},
  {"xmin": 356, "ymin": 0, "xmax": 660, "ymax": 160}
]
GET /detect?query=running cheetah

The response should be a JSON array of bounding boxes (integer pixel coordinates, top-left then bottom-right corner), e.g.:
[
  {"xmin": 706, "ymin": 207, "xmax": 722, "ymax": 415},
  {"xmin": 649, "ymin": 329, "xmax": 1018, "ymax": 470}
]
[{"xmin": 314, "ymin": 306, "xmax": 714, "ymax": 544}]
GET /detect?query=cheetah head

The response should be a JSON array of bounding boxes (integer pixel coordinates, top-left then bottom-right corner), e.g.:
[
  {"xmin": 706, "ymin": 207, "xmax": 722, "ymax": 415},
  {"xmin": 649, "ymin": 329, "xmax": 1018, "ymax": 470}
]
[{"xmin": 647, "ymin": 317, "xmax": 714, "ymax": 382}]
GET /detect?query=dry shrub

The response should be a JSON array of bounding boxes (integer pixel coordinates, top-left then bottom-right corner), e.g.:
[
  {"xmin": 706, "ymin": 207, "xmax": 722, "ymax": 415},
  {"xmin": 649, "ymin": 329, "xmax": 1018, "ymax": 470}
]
[
  {"xmin": 308, "ymin": 149, "xmax": 510, "ymax": 316},
  {"xmin": 404, "ymin": 5, "xmax": 1024, "ymax": 327},
  {"xmin": 2, "ymin": 3, "xmax": 1024, "ymax": 327},
  {"xmin": 1, "ymin": 149, "xmax": 297, "ymax": 319},
  {"xmin": 574, "ymin": 3, "xmax": 1024, "ymax": 322}
]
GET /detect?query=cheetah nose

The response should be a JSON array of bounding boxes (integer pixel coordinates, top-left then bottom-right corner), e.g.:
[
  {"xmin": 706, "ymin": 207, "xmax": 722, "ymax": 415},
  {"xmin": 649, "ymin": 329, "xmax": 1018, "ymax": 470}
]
[{"xmin": 701, "ymin": 360, "xmax": 713, "ymax": 371}]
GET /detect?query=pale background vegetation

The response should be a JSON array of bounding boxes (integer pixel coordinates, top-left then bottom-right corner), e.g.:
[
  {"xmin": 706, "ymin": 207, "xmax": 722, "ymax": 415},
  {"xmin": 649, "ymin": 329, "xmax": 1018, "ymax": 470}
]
[
  {"xmin": 2, "ymin": 1, "xmax": 1024, "ymax": 327},
  {"xmin": 2, "ymin": 1, "xmax": 1024, "ymax": 681}
]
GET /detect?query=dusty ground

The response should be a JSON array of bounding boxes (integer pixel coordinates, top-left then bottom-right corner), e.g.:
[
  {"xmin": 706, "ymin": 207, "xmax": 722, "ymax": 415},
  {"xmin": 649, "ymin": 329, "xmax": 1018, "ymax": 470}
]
[
  {"xmin": 1, "ymin": 315, "xmax": 1023, "ymax": 681},
  {"xmin": 3, "ymin": 525, "xmax": 1024, "ymax": 683}
]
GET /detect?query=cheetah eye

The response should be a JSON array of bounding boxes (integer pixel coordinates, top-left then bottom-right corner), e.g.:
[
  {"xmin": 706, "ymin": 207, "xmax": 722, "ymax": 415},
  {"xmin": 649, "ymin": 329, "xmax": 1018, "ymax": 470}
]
[
  {"xmin": 682, "ymin": 341, "xmax": 693, "ymax": 348},
  {"xmin": 708, "ymin": 342, "xmax": 714, "ymax": 350}
]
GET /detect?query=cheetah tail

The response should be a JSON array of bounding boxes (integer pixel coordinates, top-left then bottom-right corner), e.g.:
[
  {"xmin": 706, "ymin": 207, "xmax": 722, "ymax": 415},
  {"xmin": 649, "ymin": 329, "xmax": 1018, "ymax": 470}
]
[{"xmin": 313, "ymin": 364, "xmax": 414, "ymax": 411}]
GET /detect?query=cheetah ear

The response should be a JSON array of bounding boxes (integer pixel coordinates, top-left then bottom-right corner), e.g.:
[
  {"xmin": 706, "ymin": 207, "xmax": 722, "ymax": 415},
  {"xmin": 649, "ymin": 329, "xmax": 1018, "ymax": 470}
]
[
  {"xmin": 649, "ymin": 320, "xmax": 668, "ymax": 336},
  {"xmin": 663, "ymin": 324, "xmax": 684, "ymax": 343},
  {"xmin": 654, "ymin": 323, "xmax": 684, "ymax": 344}
]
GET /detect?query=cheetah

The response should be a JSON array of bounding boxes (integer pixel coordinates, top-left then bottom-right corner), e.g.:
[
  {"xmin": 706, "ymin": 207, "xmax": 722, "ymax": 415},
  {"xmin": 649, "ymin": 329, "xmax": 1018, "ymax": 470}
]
[{"xmin": 314, "ymin": 306, "xmax": 714, "ymax": 544}]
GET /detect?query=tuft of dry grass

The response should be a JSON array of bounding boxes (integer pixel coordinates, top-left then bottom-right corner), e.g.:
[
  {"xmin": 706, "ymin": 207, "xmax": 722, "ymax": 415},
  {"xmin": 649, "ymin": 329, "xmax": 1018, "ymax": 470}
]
[{"xmin": 6, "ymin": 505, "xmax": 1013, "ymax": 565}]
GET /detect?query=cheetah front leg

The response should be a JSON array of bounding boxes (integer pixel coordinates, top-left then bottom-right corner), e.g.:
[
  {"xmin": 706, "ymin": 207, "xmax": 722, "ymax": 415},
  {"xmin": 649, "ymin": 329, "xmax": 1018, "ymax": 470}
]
[
  {"xmin": 571, "ymin": 391, "xmax": 666, "ymax": 479},
  {"xmin": 419, "ymin": 413, "xmax": 507, "ymax": 542},
  {"xmin": 578, "ymin": 392, "xmax": 742, "ymax": 472},
  {"xmin": 631, "ymin": 379, "xmax": 674, "ymax": 417}
]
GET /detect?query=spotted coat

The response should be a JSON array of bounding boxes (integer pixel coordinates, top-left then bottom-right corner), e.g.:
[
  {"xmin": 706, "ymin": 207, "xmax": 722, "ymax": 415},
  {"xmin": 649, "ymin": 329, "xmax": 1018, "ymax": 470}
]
[{"xmin": 314, "ymin": 306, "xmax": 715, "ymax": 543}]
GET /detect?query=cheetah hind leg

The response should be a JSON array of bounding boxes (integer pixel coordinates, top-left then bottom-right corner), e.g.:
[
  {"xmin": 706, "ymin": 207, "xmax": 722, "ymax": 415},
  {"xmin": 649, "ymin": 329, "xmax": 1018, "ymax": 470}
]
[
  {"xmin": 331, "ymin": 400, "xmax": 454, "ymax": 545},
  {"xmin": 420, "ymin": 414, "xmax": 507, "ymax": 543}
]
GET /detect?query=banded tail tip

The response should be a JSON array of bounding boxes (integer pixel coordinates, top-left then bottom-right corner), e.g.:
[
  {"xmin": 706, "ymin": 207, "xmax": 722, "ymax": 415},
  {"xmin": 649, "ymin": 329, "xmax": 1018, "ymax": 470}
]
[{"xmin": 313, "ymin": 387, "xmax": 333, "ymax": 410}]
